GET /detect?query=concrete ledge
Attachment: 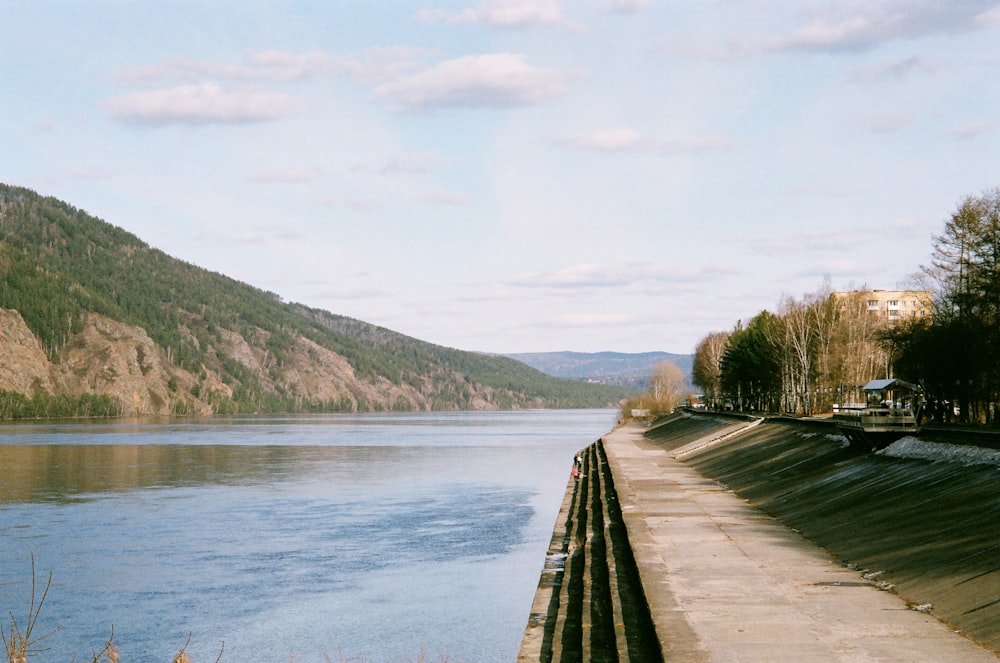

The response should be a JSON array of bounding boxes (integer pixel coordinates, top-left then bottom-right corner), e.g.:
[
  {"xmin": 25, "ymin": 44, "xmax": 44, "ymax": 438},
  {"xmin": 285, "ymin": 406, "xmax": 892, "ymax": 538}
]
[{"xmin": 517, "ymin": 440, "xmax": 662, "ymax": 662}]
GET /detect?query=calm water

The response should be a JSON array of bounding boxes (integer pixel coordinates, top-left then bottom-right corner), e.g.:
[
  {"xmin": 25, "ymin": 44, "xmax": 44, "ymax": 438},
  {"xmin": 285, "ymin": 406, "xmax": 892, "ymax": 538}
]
[{"xmin": 0, "ymin": 409, "xmax": 616, "ymax": 662}]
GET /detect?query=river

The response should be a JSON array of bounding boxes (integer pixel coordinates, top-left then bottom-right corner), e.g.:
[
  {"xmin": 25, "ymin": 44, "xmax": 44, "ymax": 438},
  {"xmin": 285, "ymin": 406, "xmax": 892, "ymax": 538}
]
[{"xmin": 0, "ymin": 409, "xmax": 616, "ymax": 662}]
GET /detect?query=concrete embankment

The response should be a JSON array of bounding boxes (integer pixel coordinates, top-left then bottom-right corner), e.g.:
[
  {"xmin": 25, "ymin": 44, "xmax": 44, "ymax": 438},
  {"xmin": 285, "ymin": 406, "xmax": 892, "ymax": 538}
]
[
  {"xmin": 519, "ymin": 412, "xmax": 1000, "ymax": 661},
  {"xmin": 667, "ymin": 414, "xmax": 1000, "ymax": 653},
  {"xmin": 518, "ymin": 440, "xmax": 662, "ymax": 662}
]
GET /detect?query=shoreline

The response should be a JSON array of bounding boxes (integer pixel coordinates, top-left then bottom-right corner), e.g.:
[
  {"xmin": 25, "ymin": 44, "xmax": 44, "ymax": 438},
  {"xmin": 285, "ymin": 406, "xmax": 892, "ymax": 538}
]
[{"xmin": 519, "ymin": 413, "xmax": 1000, "ymax": 660}]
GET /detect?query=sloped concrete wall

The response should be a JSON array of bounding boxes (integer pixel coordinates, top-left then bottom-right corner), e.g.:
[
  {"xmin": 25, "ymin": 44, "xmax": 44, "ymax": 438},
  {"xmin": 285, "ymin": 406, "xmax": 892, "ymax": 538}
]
[{"xmin": 658, "ymin": 416, "xmax": 1000, "ymax": 652}]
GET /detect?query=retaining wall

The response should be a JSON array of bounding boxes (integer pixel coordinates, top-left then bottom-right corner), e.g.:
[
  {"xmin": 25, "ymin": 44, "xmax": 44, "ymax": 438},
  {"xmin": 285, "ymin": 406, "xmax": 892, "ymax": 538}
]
[{"xmin": 518, "ymin": 412, "xmax": 1000, "ymax": 660}]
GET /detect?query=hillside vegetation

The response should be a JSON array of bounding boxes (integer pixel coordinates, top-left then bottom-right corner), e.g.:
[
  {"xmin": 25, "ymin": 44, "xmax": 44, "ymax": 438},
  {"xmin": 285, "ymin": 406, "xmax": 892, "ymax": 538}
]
[{"xmin": 0, "ymin": 183, "xmax": 631, "ymax": 417}]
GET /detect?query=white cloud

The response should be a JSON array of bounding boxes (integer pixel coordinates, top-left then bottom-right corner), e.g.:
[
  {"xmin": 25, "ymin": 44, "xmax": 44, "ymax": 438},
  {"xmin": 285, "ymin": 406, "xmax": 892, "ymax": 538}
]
[
  {"xmin": 858, "ymin": 112, "xmax": 915, "ymax": 133},
  {"xmin": 748, "ymin": 230, "xmax": 846, "ymax": 255},
  {"xmin": 419, "ymin": 0, "xmax": 569, "ymax": 29},
  {"xmin": 548, "ymin": 313, "xmax": 634, "ymax": 327},
  {"xmin": 106, "ymin": 51, "xmax": 331, "ymax": 127},
  {"xmin": 759, "ymin": 16, "xmax": 876, "ymax": 53},
  {"xmin": 797, "ymin": 258, "xmax": 868, "ymax": 279},
  {"xmin": 308, "ymin": 286, "xmax": 392, "ymax": 300},
  {"xmin": 117, "ymin": 51, "xmax": 335, "ymax": 85},
  {"xmin": 420, "ymin": 189, "xmax": 467, "ymax": 205},
  {"xmin": 607, "ymin": 0, "xmax": 652, "ymax": 15},
  {"xmin": 555, "ymin": 127, "xmax": 643, "ymax": 151},
  {"xmin": 250, "ymin": 167, "xmax": 324, "ymax": 183},
  {"xmin": 946, "ymin": 122, "xmax": 997, "ymax": 140},
  {"xmin": 103, "ymin": 82, "xmax": 302, "ymax": 126},
  {"xmin": 319, "ymin": 195, "xmax": 375, "ymax": 212},
  {"xmin": 216, "ymin": 225, "xmax": 309, "ymax": 245},
  {"xmin": 380, "ymin": 152, "xmax": 445, "ymax": 175},
  {"xmin": 978, "ymin": 5, "xmax": 1000, "ymax": 26},
  {"xmin": 553, "ymin": 127, "xmax": 732, "ymax": 154},
  {"xmin": 246, "ymin": 51, "xmax": 336, "ymax": 80},
  {"xmin": 372, "ymin": 53, "xmax": 569, "ymax": 110},
  {"xmin": 653, "ymin": 137, "xmax": 734, "ymax": 155},
  {"xmin": 851, "ymin": 56, "xmax": 928, "ymax": 84},
  {"xmin": 889, "ymin": 217, "xmax": 921, "ymax": 230},
  {"xmin": 735, "ymin": 2, "xmax": 1000, "ymax": 55},
  {"xmin": 509, "ymin": 262, "xmax": 720, "ymax": 289},
  {"xmin": 69, "ymin": 167, "xmax": 112, "ymax": 181},
  {"xmin": 333, "ymin": 46, "xmax": 438, "ymax": 86},
  {"xmin": 511, "ymin": 264, "xmax": 633, "ymax": 288}
]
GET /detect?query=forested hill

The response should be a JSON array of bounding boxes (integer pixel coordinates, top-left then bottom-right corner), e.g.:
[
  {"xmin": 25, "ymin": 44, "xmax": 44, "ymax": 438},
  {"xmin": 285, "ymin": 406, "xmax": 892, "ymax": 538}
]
[{"xmin": 0, "ymin": 183, "xmax": 632, "ymax": 417}]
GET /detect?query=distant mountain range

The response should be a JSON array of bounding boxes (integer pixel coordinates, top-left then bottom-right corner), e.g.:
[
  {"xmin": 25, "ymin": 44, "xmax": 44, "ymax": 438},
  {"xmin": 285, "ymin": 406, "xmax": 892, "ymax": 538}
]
[{"xmin": 505, "ymin": 351, "xmax": 695, "ymax": 390}]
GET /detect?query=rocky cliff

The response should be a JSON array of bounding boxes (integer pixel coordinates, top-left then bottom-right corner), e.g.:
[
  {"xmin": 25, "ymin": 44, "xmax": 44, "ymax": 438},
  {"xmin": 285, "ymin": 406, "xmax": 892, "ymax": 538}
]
[
  {"xmin": 0, "ymin": 308, "xmax": 55, "ymax": 397},
  {"xmin": 0, "ymin": 307, "xmax": 518, "ymax": 416}
]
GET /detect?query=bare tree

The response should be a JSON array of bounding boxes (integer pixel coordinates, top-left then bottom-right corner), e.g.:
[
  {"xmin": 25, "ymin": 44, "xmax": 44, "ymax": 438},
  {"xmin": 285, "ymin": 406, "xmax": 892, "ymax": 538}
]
[
  {"xmin": 809, "ymin": 279, "xmax": 839, "ymax": 412},
  {"xmin": 649, "ymin": 360, "xmax": 688, "ymax": 413},
  {"xmin": 692, "ymin": 331, "xmax": 729, "ymax": 408},
  {"xmin": 778, "ymin": 280, "xmax": 841, "ymax": 415},
  {"xmin": 830, "ymin": 290, "xmax": 889, "ymax": 404},
  {"xmin": 780, "ymin": 295, "xmax": 813, "ymax": 414}
]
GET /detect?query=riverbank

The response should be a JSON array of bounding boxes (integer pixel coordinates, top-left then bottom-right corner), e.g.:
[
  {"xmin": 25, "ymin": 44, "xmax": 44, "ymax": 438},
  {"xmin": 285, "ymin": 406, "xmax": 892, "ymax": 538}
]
[{"xmin": 519, "ymin": 412, "xmax": 1000, "ymax": 660}]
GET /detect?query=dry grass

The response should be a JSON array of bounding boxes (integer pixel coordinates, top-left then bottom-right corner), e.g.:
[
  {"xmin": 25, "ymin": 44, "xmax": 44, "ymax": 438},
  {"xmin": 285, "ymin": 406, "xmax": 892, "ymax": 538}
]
[
  {"xmin": 3, "ymin": 557, "xmax": 222, "ymax": 663},
  {"xmin": 4, "ymin": 556, "xmax": 56, "ymax": 662},
  {"xmin": 3, "ymin": 556, "xmax": 117, "ymax": 663},
  {"xmin": 171, "ymin": 632, "xmax": 223, "ymax": 663}
]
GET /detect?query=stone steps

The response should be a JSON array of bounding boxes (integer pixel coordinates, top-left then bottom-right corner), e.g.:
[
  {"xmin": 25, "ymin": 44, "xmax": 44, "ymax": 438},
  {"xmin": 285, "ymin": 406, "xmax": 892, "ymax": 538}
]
[{"xmin": 518, "ymin": 440, "xmax": 662, "ymax": 663}]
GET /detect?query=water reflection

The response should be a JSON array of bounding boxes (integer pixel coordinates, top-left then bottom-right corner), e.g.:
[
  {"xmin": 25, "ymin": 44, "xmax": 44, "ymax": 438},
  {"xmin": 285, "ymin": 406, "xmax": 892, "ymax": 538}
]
[
  {"xmin": 0, "ymin": 445, "xmax": 360, "ymax": 503},
  {"xmin": 0, "ymin": 411, "xmax": 615, "ymax": 662}
]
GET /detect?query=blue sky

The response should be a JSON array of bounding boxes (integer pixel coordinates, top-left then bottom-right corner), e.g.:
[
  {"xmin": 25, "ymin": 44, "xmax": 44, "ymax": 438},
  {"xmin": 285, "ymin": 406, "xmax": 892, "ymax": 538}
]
[{"xmin": 3, "ymin": 1, "xmax": 999, "ymax": 354}]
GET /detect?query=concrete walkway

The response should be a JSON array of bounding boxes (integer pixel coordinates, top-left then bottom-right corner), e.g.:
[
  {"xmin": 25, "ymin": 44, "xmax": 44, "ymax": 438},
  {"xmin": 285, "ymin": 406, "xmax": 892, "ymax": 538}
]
[{"xmin": 602, "ymin": 423, "xmax": 999, "ymax": 662}]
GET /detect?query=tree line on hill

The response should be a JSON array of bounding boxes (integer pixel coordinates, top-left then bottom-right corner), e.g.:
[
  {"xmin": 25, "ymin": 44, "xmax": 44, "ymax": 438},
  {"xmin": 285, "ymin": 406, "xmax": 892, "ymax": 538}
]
[
  {"xmin": 691, "ymin": 188, "xmax": 1000, "ymax": 427},
  {"xmin": 0, "ymin": 183, "xmax": 632, "ymax": 418}
]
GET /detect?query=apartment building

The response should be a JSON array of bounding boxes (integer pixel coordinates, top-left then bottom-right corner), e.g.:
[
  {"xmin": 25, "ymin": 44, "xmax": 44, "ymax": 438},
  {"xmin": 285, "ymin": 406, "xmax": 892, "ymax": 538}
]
[{"xmin": 833, "ymin": 289, "xmax": 932, "ymax": 324}]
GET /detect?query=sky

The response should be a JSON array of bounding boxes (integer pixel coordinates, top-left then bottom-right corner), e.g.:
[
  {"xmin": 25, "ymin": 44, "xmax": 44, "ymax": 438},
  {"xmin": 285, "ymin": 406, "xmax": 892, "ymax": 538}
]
[{"xmin": 3, "ymin": 1, "xmax": 999, "ymax": 355}]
